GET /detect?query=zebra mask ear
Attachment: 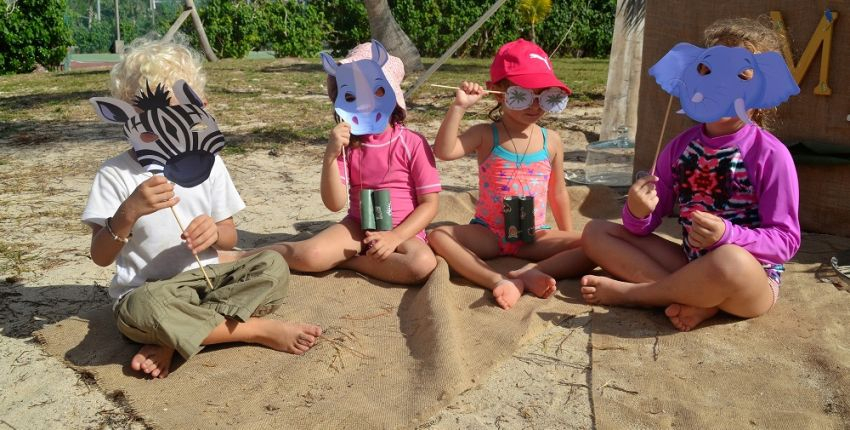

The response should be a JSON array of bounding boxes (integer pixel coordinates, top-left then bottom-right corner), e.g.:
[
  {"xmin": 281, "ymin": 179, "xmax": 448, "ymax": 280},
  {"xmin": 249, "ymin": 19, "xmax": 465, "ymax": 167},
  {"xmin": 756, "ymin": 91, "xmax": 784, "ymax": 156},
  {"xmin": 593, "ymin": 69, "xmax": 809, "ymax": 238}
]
[{"xmin": 89, "ymin": 97, "xmax": 137, "ymax": 124}]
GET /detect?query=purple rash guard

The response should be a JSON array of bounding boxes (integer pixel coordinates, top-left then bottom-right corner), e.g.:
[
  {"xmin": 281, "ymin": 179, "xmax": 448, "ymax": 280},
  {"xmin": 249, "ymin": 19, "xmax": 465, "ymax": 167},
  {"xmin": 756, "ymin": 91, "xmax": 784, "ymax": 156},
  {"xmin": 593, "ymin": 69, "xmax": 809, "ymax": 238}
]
[{"xmin": 623, "ymin": 123, "xmax": 801, "ymax": 283}]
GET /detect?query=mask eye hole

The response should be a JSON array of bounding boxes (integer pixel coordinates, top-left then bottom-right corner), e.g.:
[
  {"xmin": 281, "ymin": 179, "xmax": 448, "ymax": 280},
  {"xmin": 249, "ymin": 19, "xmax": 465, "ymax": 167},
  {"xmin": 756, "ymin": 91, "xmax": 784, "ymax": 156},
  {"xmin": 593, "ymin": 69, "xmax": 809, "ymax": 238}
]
[
  {"xmin": 140, "ymin": 132, "xmax": 159, "ymax": 143},
  {"xmin": 190, "ymin": 122, "xmax": 208, "ymax": 132},
  {"xmin": 344, "ymin": 92, "xmax": 356, "ymax": 103},
  {"xmin": 738, "ymin": 68, "xmax": 754, "ymax": 81},
  {"xmin": 374, "ymin": 86, "xmax": 385, "ymax": 97},
  {"xmin": 697, "ymin": 63, "xmax": 712, "ymax": 75}
]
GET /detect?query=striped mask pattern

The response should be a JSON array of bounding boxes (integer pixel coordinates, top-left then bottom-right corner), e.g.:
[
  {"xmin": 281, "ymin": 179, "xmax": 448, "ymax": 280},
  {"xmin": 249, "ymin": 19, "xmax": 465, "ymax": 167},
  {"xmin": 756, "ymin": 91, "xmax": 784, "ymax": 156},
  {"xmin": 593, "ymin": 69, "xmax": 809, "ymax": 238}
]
[{"xmin": 90, "ymin": 79, "xmax": 225, "ymax": 187}]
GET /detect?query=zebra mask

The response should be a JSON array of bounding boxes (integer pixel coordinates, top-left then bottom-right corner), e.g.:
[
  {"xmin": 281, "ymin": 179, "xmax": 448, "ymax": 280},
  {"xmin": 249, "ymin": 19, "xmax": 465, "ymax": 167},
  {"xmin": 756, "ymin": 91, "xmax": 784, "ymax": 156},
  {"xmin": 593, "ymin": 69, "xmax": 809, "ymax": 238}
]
[{"xmin": 89, "ymin": 80, "xmax": 225, "ymax": 187}]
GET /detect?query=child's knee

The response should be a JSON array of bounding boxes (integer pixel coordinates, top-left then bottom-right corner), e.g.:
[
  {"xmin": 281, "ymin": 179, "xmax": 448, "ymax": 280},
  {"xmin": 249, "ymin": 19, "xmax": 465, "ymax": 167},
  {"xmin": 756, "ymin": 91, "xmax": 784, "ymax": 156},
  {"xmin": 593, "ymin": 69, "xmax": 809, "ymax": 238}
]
[
  {"xmin": 581, "ymin": 219, "xmax": 624, "ymax": 245},
  {"xmin": 582, "ymin": 219, "xmax": 609, "ymax": 238},
  {"xmin": 114, "ymin": 292, "xmax": 159, "ymax": 344},
  {"xmin": 708, "ymin": 244, "xmax": 757, "ymax": 280},
  {"xmin": 425, "ymin": 226, "xmax": 453, "ymax": 248},
  {"xmin": 289, "ymin": 241, "xmax": 335, "ymax": 271},
  {"xmin": 407, "ymin": 247, "xmax": 438, "ymax": 281},
  {"xmin": 254, "ymin": 250, "xmax": 290, "ymax": 284}
]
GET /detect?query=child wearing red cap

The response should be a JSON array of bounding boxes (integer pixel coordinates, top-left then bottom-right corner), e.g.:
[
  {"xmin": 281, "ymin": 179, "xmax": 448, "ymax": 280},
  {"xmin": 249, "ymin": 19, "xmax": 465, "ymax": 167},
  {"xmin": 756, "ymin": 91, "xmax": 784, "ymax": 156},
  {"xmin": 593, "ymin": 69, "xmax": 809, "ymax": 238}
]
[{"xmin": 428, "ymin": 39, "xmax": 594, "ymax": 310}]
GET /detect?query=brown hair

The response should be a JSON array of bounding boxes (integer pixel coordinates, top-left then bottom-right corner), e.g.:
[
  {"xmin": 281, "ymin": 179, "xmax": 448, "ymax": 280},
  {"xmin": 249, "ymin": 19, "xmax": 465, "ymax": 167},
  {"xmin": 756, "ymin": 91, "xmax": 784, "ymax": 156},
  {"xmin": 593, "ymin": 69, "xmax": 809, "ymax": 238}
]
[
  {"xmin": 703, "ymin": 16, "xmax": 787, "ymax": 129},
  {"xmin": 486, "ymin": 79, "xmax": 510, "ymax": 122}
]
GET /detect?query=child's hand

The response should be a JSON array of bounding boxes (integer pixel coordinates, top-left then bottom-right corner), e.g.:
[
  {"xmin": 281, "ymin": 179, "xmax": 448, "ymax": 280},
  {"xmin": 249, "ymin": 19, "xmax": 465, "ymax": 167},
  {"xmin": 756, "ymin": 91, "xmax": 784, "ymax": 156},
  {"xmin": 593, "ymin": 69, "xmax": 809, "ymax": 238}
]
[
  {"xmin": 363, "ymin": 230, "xmax": 402, "ymax": 261},
  {"xmin": 181, "ymin": 214, "xmax": 219, "ymax": 254},
  {"xmin": 326, "ymin": 122, "xmax": 352, "ymax": 159},
  {"xmin": 626, "ymin": 175, "xmax": 658, "ymax": 219},
  {"xmin": 453, "ymin": 81, "xmax": 486, "ymax": 109},
  {"xmin": 123, "ymin": 175, "xmax": 179, "ymax": 220},
  {"xmin": 687, "ymin": 211, "xmax": 725, "ymax": 249}
]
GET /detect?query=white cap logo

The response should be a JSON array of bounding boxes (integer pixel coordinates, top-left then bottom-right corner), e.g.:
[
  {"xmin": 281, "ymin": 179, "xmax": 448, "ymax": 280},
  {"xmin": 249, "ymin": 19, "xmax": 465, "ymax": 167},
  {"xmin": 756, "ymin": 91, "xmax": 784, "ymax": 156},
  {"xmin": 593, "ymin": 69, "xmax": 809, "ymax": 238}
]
[{"xmin": 529, "ymin": 53, "xmax": 551, "ymax": 70}]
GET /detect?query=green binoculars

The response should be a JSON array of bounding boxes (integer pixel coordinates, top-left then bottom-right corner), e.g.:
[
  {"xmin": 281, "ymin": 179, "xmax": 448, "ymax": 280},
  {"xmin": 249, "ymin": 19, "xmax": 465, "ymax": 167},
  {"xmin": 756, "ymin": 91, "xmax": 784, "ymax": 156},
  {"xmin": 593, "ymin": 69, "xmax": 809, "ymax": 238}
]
[
  {"xmin": 360, "ymin": 189, "xmax": 393, "ymax": 231},
  {"xmin": 502, "ymin": 196, "xmax": 535, "ymax": 243}
]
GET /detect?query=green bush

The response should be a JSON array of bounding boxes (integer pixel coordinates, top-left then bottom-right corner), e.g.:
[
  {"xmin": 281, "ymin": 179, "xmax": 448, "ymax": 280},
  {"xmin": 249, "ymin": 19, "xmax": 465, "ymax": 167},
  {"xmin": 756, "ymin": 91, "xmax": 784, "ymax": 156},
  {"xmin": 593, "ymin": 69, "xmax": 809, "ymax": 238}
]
[
  {"xmin": 59, "ymin": 0, "xmax": 615, "ymax": 60},
  {"xmin": 387, "ymin": 0, "xmax": 613, "ymax": 58},
  {"xmin": 197, "ymin": 0, "xmax": 259, "ymax": 59},
  {"xmin": 65, "ymin": 0, "xmax": 182, "ymax": 53},
  {"xmin": 390, "ymin": 0, "xmax": 519, "ymax": 58},
  {"xmin": 537, "ymin": 0, "xmax": 616, "ymax": 58},
  {"xmin": 319, "ymin": 0, "xmax": 370, "ymax": 56},
  {"xmin": 0, "ymin": 0, "xmax": 72, "ymax": 74},
  {"xmin": 259, "ymin": 0, "xmax": 329, "ymax": 58},
  {"xmin": 70, "ymin": 19, "xmax": 115, "ymax": 53}
]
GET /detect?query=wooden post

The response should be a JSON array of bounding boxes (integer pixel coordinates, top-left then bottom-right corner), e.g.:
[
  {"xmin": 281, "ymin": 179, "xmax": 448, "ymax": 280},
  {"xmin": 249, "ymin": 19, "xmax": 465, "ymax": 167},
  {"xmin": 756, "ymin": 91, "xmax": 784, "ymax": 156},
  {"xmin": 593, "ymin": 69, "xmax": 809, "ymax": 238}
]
[
  {"xmin": 599, "ymin": 0, "xmax": 644, "ymax": 141},
  {"xmin": 162, "ymin": 0, "xmax": 218, "ymax": 61},
  {"xmin": 404, "ymin": 0, "xmax": 509, "ymax": 100},
  {"xmin": 113, "ymin": 0, "xmax": 123, "ymax": 54},
  {"xmin": 162, "ymin": 8, "xmax": 193, "ymax": 42},
  {"xmin": 185, "ymin": 0, "xmax": 218, "ymax": 61}
]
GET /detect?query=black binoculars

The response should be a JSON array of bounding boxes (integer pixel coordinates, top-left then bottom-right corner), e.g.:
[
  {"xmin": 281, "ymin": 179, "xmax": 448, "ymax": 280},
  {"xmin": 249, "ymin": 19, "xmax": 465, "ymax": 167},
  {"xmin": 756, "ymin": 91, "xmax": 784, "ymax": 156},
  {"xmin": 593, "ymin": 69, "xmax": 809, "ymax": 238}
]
[{"xmin": 502, "ymin": 195, "xmax": 535, "ymax": 243}]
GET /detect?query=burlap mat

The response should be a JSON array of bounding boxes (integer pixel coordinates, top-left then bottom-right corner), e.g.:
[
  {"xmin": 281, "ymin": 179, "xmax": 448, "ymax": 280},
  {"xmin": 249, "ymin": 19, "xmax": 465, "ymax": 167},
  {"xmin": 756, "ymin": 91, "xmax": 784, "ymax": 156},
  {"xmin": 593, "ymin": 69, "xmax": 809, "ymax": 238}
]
[
  {"xmin": 39, "ymin": 187, "xmax": 849, "ymax": 428},
  {"xmin": 36, "ymin": 187, "xmax": 620, "ymax": 429},
  {"xmin": 591, "ymin": 232, "xmax": 850, "ymax": 429}
]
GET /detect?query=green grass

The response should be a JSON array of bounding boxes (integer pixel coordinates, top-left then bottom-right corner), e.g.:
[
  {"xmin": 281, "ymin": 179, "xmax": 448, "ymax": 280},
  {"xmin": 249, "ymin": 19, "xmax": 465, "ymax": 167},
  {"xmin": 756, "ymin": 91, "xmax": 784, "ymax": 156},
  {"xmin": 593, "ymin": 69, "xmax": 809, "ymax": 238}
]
[{"xmin": 0, "ymin": 56, "xmax": 608, "ymax": 149}]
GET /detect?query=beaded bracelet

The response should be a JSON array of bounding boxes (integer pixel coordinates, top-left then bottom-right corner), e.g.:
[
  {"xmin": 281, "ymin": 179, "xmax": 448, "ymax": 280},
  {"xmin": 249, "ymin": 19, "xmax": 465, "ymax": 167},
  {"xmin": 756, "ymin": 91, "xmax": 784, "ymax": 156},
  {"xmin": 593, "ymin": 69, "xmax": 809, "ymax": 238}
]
[{"xmin": 105, "ymin": 217, "xmax": 132, "ymax": 244}]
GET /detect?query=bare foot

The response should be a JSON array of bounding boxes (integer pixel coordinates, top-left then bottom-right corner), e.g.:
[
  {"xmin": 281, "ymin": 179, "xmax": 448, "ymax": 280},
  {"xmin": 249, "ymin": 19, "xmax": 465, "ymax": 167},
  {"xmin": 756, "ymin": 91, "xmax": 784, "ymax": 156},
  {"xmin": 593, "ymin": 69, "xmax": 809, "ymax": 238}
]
[
  {"xmin": 216, "ymin": 249, "xmax": 245, "ymax": 264},
  {"xmin": 580, "ymin": 275, "xmax": 642, "ymax": 305},
  {"xmin": 253, "ymin": 319, "xmax": 323, "ymax": 355},
  {"xmin": 492, "ymin": 279, "xmax": 524, "ymax": 310},
  {"xmin": 665, "ymin": 304, "xmax": 719, "ymax": 332},
  {"xmin": 509, "ymin": 265, "xmax": 556, "ymax": 299},
  {"xmin": 130, "ymin": 344, "xmax": 175, "ymax": 378}
]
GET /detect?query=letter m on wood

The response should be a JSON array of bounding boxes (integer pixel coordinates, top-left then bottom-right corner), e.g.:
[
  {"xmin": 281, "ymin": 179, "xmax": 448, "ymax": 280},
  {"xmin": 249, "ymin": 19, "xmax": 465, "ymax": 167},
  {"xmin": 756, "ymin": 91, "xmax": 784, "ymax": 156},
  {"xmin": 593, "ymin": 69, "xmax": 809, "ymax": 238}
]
[{"xmin": 771, "ymin": 10, "xmax": 837, "ymax": 96}]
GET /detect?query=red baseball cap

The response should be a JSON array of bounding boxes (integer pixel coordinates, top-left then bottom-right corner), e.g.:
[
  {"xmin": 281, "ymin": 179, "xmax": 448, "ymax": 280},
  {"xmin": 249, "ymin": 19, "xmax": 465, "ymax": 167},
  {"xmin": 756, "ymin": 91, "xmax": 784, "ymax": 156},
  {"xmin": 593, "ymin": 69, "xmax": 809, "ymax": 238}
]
[{"xmin": 488, "ymin": 38, "xmax": 571, "ymax": 94}]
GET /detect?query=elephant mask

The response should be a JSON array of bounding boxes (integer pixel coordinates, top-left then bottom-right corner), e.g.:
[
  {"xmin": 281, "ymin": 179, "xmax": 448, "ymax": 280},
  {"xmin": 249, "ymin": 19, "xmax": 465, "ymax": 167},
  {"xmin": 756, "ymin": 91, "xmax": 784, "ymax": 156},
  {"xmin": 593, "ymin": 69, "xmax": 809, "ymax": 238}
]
[{"xmin": 649, "ymin": 43, "xmax": 800, "ymax": 124}]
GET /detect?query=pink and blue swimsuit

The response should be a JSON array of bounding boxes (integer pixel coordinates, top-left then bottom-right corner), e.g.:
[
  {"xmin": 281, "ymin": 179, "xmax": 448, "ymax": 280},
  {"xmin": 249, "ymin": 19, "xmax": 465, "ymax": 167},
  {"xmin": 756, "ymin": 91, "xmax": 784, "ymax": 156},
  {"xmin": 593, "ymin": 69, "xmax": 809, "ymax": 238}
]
[
  {"xmin": 472, "ymin": 124, "xmax": 552, "ymax": 256},
  {"xmin": 623, "ymin": 123, "xmax": 801, "ymax": 286}
]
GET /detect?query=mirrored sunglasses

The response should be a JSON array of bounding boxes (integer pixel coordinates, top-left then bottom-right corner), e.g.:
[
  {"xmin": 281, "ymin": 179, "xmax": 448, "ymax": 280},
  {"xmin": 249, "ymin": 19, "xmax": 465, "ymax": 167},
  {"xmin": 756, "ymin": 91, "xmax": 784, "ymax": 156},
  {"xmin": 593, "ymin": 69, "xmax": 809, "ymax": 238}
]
[{"xmin": 504, "ymin": 86, "xmax": 569, "ymax": 113}]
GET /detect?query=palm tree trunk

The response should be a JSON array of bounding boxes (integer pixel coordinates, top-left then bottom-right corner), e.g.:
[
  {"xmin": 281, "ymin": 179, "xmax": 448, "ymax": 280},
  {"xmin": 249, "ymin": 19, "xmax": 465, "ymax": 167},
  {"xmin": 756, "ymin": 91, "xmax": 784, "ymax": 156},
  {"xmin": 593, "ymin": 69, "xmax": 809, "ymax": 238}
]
[{"xmin": 363, "ymin": 0, "xmax": 423, "ymax": 72}]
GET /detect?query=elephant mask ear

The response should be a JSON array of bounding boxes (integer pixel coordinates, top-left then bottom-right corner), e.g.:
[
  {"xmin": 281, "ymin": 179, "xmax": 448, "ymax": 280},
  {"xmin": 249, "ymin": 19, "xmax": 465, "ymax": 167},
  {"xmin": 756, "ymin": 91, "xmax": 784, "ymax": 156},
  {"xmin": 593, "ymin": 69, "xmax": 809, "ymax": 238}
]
[
  {"xmin": 649, "ymin": 42, "xmax": 705, "ymax": 97},
  {"xmin": 751, "ymin": 51, "xmax": 800, "ymax": 109}
]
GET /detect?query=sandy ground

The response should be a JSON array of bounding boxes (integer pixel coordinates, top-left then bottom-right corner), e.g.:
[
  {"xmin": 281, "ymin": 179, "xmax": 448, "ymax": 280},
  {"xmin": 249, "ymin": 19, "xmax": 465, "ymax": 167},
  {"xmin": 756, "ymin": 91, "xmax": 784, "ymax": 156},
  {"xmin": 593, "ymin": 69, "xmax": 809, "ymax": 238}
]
[{"xmin": 0, "ymin": 106, "xmax": 602, "ymax": 429}]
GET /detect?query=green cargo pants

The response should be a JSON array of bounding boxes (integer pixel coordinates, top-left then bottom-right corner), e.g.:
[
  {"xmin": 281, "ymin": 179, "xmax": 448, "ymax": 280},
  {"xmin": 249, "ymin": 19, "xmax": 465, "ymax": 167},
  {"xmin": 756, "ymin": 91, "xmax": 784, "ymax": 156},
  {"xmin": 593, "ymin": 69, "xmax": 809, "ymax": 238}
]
[{"xmin": 114, "ymin": 250, "xmax": 288, "ymax": 359}]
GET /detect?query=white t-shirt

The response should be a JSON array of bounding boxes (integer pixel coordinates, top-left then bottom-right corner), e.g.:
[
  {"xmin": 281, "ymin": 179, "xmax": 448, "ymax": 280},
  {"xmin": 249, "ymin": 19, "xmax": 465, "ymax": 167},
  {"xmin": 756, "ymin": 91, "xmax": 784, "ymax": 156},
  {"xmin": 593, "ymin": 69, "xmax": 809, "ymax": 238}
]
[{"xmin": 82, "ymin": 151, "xmax": 246, "ymax": 299}]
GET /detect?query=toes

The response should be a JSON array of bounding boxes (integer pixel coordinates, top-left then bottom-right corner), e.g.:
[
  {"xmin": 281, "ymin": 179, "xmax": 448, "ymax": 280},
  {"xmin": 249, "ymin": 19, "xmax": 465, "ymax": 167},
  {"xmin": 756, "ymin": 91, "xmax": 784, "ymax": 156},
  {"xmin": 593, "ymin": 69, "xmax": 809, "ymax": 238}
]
[
  {"xmin": 580, "ymin": 275, "xmax": 598, "ymax": 287},
  {"xmin": 305, "ymin": 325, "xmax": 322, "ymax": 336},
  {"xmin": 581, "ymin": 293, "xmax": 598, "ymax": 304},
  {"xmin": 143, "ymin": 358, "xmax": 156, "ymax": 373},
  {"xmin": 664, "ymin": 304, "xmax": 682, "ymax": 318},
  {"xmin": 671, "ymin": 320, "xmax": 690, "ymax": 332}
]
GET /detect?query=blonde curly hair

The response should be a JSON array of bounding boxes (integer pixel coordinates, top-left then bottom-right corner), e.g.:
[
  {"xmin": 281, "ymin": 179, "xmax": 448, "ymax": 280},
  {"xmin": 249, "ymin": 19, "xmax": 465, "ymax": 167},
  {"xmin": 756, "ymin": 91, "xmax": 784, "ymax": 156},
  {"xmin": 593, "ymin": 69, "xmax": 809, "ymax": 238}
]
[{"xmin": 109, "ymin": 35, "xmax": 206, "ymax": 104}]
